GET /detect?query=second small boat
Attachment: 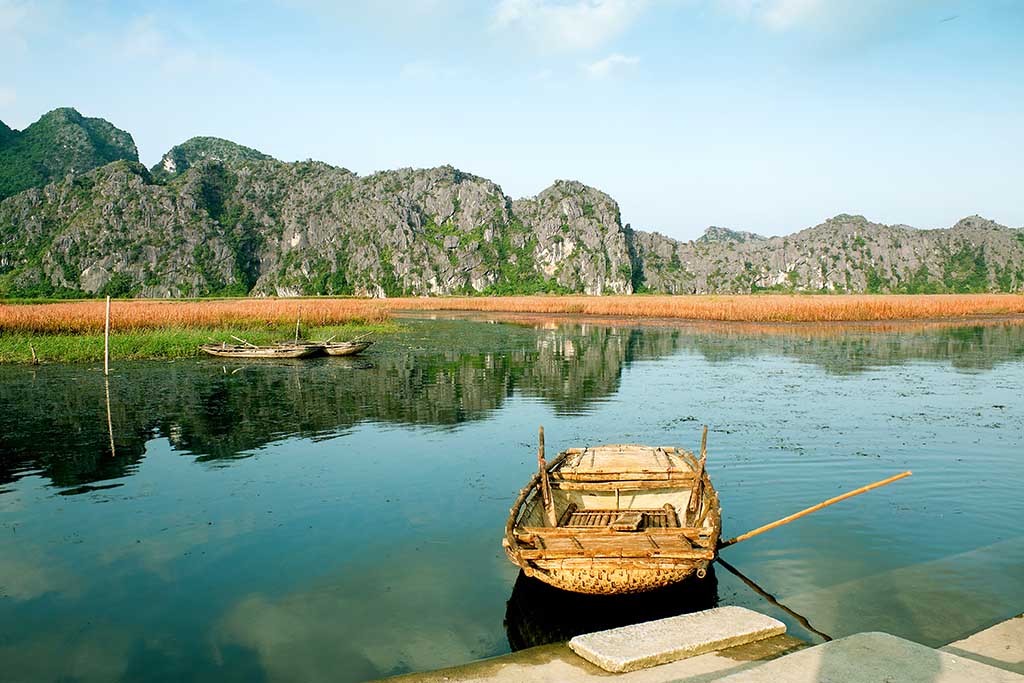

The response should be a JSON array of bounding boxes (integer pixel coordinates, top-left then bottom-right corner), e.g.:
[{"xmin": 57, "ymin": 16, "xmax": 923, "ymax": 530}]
[{"xmin": 323, "ymin": 340, "xmax": 373, "ymax": 356}]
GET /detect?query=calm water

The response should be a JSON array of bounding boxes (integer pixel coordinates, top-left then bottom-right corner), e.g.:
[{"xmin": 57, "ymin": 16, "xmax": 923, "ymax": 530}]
[{"xmin": 1, "ymin": 317, "xmax": 1023, "ymax": 682}]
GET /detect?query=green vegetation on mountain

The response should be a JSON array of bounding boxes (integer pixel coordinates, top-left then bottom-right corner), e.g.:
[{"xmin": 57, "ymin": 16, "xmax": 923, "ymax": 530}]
[
  {"xmin": 150, "ymin": 136, "xmax": 272, "ymax": 181},
  {"xmin": 0, "ymin": 108, "xmax": 137, "ymax": 200},
  {"xmin": 1, "ymin": 107, "xmax": 1022, "ymax": 298}
]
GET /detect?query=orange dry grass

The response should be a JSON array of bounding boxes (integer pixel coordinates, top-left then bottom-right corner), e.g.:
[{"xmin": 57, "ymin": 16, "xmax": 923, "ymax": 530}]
[
  {"xmin": 0, "ymin": 299, "xmax": 389, "ymax": 334},
  {"xmin": 385, "ymin": 294, "xmax": 1024, "ymax": 323}
]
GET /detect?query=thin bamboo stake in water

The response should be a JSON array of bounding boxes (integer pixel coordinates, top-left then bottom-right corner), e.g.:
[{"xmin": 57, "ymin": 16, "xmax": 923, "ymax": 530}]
[
  {"xmin": 105, "ymin": 376, "xmax": 116, "ymax": 458},
  {"xmin": 718, "ymin": 470, "xmax": 912, "ymax": 548},
  {"xmin": 104, "ymin": 296, "xmax": 111, "ymax": 376}
]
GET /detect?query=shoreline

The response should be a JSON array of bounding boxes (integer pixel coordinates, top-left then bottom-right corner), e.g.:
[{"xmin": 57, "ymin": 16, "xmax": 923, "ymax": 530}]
[
  {"xmin": 4, "ymin": 294, "xmax": 1024, "ymax": 364},
  {"xmin": 396, "ymin": 308, "xmax": 1024, "ymax": 334}
]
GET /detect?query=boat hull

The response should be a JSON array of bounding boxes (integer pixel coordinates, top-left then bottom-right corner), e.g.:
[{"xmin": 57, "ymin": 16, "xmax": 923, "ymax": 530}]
[
  {"xmin": 324, "ymin": 341, "xmax": 372, "ymax": 356},
  {"xmin": 199, "ymin": 345, "xmax": 322, "ymax": 359},
  {"xmin": 517, "ymin": 560, "xmax": 710, "ymax": 595}
]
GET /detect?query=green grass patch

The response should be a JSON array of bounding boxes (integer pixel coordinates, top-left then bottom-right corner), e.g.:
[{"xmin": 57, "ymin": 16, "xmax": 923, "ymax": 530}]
[{"xmin": 0, "ymin": 322, "xmax": 397, "ymax": 364}]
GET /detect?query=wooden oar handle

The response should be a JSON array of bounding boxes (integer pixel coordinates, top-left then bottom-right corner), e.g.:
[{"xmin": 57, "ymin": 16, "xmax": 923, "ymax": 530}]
[{"xmin": 719, "ymin": 470, "xmax": 912, "ymax": 549}]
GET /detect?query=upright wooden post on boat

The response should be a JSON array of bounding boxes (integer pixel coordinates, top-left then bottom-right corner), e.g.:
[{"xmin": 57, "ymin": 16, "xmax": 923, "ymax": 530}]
[
  {"xmin": 295, "ymin": 313, "xmax": 301, "ymax": 344},
  {"xmin": 689, "ymin": 425, "xmax": 708, "ymax": 515},
  {"xmin": 104, "ymin": 296, "xmax": 111, "ymax": 376},
  {"xmin": 718, "ymin": 470, "xmax": 913, "ymax": 548},
  {"xmin": 537, "ymin": 425, "xmax": 557, "ymax": 526}
]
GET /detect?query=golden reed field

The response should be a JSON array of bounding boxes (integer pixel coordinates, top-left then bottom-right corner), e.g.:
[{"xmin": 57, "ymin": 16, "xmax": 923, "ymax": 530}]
[
  {"xmin": 0, "ymin": 298, "xmax": 390, "ymax": 334},
  {"xmin": 2, "ymin": 294, "xmax": 1023, "ymax": 333},
  {"xmin": 388, "ymin": 294, "xmax": 1024, "ymax": 323}
]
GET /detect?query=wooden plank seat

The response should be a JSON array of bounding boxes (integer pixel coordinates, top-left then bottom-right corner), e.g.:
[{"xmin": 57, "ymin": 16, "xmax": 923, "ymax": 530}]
[
  {"xmin": 564, "ymin": 508, "xmax": 678, "ymax": 529},
  {"xmin": 516, "ymin": 530, "xmax": 714, "ymax": 560}
]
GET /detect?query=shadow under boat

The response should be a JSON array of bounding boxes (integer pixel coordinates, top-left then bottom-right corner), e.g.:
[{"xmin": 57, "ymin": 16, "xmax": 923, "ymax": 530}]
[{"xmin": 504, "ymin": 566, "xmax": 719, "ymax": 652}]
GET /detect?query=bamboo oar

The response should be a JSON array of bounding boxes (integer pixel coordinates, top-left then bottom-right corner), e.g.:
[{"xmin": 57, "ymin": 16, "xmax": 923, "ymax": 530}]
[
  {"xmin": 718, "ymin": 470, "xmax": 912, "ymax": 549},
  {"xmin": 230, "ymin": 335, "xmax": 258, "ymax": 348}
]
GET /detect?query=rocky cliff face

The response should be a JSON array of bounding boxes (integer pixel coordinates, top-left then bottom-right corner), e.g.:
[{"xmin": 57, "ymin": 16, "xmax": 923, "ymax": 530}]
[
  {"xmin": 0, "ymin": 110, "xmax": 1021, "ymax": 297},
  {"xmin": 0, "ymin": 156, "xmax": 635, "ymax": 298},
  {"xmin": 631, "ymin": 214, "xmax": 1024, "ymax": 294},
  {"xmin": 0, "ymin": 108, "xmax": 138, "ymax": 200}
]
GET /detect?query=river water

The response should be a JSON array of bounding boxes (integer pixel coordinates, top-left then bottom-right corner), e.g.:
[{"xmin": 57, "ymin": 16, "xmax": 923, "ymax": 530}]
[{"xmin": 1, "ymin": 316, "xmax": 1022, "ymax": 682}]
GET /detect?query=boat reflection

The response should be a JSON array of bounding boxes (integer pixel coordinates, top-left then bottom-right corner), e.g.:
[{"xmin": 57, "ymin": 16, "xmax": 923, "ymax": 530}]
[{"xmin": 503, "ymin": 567, "xmax": 719, "ymax": 651}]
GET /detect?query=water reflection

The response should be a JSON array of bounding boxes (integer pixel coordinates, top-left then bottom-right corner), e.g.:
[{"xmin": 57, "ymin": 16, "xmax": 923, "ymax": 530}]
[
  {"xmin": 1, "ymin": 319, "xmax": 1023, "ymax": 493},
  {"xmin": 1, "ymin": 317, "xmax": 1023, "ymax": 683},
  {"xmin": 504, "ymin": 569, "xmax": 719, "ymax": 651}
]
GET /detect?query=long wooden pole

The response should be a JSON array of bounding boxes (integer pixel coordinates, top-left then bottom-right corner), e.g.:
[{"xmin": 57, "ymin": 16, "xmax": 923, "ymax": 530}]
[
  {"xmin": 104, "ymin": 295, "xmax": 111, "ymax": 376},
  {"xmin": 295, "ymin": 313, "xmax": 301, "ymax": 343},
  {"xmin": 689, "ymin": 425, "xmax": 708, "ymax": 515},
  {"xmin": 718, "ymin": 470, "xmax": 912, "ymax": 548},
  {"xmin": 717, "ymin": 557, "xmax": 832, "ymax": 642}
]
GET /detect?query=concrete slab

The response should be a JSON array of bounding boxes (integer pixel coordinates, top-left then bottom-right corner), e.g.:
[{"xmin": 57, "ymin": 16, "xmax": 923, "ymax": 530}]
[
  {"xmin": 378, "ymin": 634, "xmax": 807, "ymax": 683},
  {"xmin": 568, "ymin": 606, "xmax": 786, "ymax": 673},
  {"xmin": 943, "ymin": 614, "xmax": 1024, "ymax": 674},
  {"xmin": 717, "ymin": 632, "xmax": 1024, "ymax": 683}
]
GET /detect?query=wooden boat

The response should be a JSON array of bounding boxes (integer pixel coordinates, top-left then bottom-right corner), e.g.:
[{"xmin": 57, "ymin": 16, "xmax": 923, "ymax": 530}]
[
  {"xmin": 199, "ymin": 343, "xmax": 323, "ymax": 359},
  {"xmin": 503, "ymin": 429, "xmax": 720, "ymax": 595},
  {"xmin": 504, "ymin": 426, "xmax": 913, "ymax": 596},
  {"xmin": 323, "ymin": 340, "xmax": 373, "ymax": 356}
]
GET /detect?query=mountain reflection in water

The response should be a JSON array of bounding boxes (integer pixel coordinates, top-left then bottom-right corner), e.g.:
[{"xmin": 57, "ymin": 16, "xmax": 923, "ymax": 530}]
[
  {"xmin": 0, "ymin": 316, "xmax": 1023, "ymax": 683},
  {"xmin": 1, "ymin": 318, "xmax": 1023, "ymax": 493}
]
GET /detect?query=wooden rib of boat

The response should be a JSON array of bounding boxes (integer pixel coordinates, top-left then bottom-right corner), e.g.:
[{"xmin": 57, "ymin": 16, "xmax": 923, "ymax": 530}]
[
  {"xmin": 323, "ymin": 340, "xmax": 373, "ymax": 356},
  {"xmin": 503, "ymin": 430, "xmax": 720, "ymax": 595},
  {"xmin": 199, "ymin": 343, "xmax": 323, "ymax": 359}
]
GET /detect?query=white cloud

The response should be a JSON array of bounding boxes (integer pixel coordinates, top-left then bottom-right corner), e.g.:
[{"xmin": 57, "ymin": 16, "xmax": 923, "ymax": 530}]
[
  {"xmin": 584, "ymin": 52, "xmax": 639, "ymax": 78},
  {"xmin": 0, "ymin": 86, "xmax": 15, "ymax": 107},
  {"xmin": 0, "ymin": 0, "xmax": 39, "ymax": 57},
  {"xmin": 494, "ymin": 0, "xmax": 648, "ymax": 52},
  {"xmin": 715, "ymin": 0, "xmax": 938, "ymax": 33}
]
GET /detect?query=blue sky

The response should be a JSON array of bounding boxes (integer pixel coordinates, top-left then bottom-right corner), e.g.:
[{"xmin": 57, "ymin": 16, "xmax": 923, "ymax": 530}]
[{"xmin": 1, "ymin": 0, "xmax": 1022, "ymax": 239}]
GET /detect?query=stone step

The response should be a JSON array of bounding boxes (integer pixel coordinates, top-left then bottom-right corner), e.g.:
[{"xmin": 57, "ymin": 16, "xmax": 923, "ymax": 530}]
[
  {"xmin": 716, "ymin": 632, "xmax": 1024, "ymax": 683},
  {"xmin": 567, "ymin": 605, "xmax": 786, "ymax": 673},
  {"xmin": 942, "ymin": 614, "xmax": 1024, "ymax": 675}
]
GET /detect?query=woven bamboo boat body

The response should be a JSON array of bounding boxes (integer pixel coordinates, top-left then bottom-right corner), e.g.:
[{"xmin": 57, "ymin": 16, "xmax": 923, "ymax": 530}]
[
  {"xmin": 503, "ymin": 443, "xmax": 721, "ymax": 595},
  {"xmin": 323, "ymin": 341, "xmax": 372, "ymax": 356},
  {"xmin": 199, "ymin": 344, "xmax": 323, "ymax": 359}
]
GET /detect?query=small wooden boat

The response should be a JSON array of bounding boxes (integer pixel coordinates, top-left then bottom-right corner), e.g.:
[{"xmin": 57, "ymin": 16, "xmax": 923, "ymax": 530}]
[
  {"xmin": 504, "ymin": 428, "xmax": 720, "ymax": 595},
  {"xmin": 504, "ymin": 426, "xmax": 913, "ymax": 596},
  {"xmin": 323, "ymin": 340, "xmax": 373, "ymax": 356},
  {"xmin": 199, "ymin": 343, "xmax": 323, "ymax": 359}
]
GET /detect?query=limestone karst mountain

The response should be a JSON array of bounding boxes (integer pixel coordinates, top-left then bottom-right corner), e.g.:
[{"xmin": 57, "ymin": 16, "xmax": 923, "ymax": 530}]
[{"xmin": 1, "ymin": 108, "xmax": 1022, "ymax": 298}]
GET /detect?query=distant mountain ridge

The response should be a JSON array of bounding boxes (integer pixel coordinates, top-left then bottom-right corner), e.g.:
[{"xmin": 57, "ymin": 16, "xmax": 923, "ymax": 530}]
[
  {"xmin": 151, "ymin": 136, "xmax": 272, "ymax": 181},
  {"xmin": 0, "ymin": 107, "xmax": 1022, "ymax": 298}
]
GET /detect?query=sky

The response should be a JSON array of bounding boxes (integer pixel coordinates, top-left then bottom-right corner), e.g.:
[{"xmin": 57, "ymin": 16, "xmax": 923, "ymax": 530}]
[{"xmin": 1, "ymin": 0, "xmax": 1022, "ymax": 240}]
